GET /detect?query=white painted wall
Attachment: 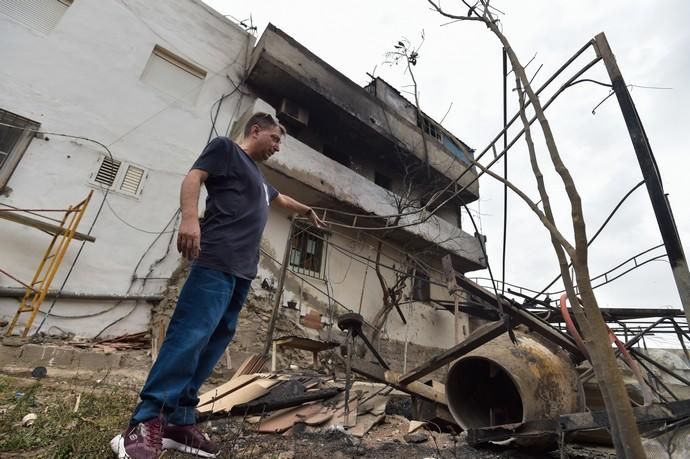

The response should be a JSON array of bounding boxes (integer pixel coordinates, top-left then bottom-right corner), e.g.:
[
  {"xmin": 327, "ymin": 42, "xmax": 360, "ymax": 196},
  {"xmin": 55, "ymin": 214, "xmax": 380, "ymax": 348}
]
[
  {"xmin": 0, "ymin": 0, "xmax": 254, "ymax": 336},
  {"xmin": 259, "ymin": 209, "xmax": 468, "ymax": 349},
  {"xmin": 0, "ymin": 2, "xmax": 477, "ymax": 349}
]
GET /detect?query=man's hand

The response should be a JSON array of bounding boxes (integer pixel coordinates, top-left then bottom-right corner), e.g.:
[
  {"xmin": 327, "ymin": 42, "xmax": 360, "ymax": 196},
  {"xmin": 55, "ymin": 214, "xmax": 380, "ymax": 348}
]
[
  {"xmin": 177, "ymin": 216, "xmax": 201, "ymax": 260},
  {"xmin": 306, "ymin": 208, "xmax": 326, "ymax": 229},
  {"xmin": 272, "ymin": 193, "xmax": 327, "ymax": 228}
]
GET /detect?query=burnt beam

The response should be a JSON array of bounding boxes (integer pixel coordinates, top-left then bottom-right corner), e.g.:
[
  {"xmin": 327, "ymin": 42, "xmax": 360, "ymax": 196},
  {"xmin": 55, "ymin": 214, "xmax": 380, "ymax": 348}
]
[{"xmin": 398, "ymin": 321, "xmax": 505, "ymax": 385}]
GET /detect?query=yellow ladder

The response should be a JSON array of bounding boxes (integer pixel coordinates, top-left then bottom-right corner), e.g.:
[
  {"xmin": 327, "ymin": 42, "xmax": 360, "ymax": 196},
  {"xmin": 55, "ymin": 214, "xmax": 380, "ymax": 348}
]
[{"xmin": 5, "ymin": 191, "xmax": 93, "ymax": 337}]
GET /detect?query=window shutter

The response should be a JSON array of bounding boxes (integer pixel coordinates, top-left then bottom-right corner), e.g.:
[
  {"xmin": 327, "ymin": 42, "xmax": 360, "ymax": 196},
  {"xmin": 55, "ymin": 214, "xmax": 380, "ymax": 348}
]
[
  {"xmin": 0, "ymin": 0, "xmax": 71, "ymax": 34},
  {"xmin": 94, "ymin": 157, "xmax": 121, "ymax": 187},
  {"xmin": 120, "ymin": 164, "xmax": 145, "ymax": 195}
]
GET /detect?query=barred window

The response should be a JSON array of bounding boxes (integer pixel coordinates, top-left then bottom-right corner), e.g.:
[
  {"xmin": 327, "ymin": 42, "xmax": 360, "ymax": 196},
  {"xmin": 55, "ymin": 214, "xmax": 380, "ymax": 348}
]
[{"xmin": 289, "ymin": 224, "xmax": 327, "ymax": 279}]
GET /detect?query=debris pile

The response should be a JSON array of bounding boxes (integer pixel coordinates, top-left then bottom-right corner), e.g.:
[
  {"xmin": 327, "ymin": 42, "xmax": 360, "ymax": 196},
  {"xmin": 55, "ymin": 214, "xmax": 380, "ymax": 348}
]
[{"xmin": 198, "ymin": 370, "xmax": 396, "ymax": 439}]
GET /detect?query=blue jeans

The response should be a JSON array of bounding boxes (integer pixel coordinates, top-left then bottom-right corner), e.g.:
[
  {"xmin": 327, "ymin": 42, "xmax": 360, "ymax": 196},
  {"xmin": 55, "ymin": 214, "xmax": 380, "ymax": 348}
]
[{"xmin": 131, "ymin": 265, "xmax": 251, "ymax": 426}]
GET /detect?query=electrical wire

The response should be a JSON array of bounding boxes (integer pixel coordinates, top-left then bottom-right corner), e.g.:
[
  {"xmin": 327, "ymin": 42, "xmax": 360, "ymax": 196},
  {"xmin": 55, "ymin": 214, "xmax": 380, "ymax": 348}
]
[
  {"xmin": 462, "ymin": 204, "xmax": 516, "ymax": 343},
  {"xmin": 103, "ymin": 194, "xmax": 177, "ymax": 234},
  {"xmin": 307, "ymin": 46, "xmax": 603, "ymax": 232},
  {"xmin": 0, "ymin": 122, "xmax": 183, "ymax": 333},
  {"xmin": 533, "ymin": 179, "xmax": 647, "ymax": 299},
  {"xmin": 258, "ymin": 246, "xmax": 379, "ymax": 331},
  {"xmin": 92, "ymin": 209, "xmax": 180, "ymax": 338},
  {"xmin": 501, "ymin": 47, "xmax": 508, "ymax": 296}
]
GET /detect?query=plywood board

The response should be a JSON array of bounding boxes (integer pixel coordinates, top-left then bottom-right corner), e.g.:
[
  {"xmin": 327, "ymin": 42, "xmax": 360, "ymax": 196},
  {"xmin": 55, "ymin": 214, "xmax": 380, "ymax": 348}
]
[
  {"xmin": 197, "ymin": 374, "xmax": 259, "ymax": 407},
  {"xmin": 326, "ymin": 397, "xmax": 359, "ymax": 428},
  {"xmin": 349, "ymin": 412, "xmax": 385, "ymax": 438},
  {"xmin": 198, "ymin": 378, "xmax": 278, "ymax": 414},
  {"xmin": 256, "ymin": 402, "xmax": 324, "ymax": 433},
  {"xmin": 408, "ymin": 420, "xmax": 427, "ymax": 434}
]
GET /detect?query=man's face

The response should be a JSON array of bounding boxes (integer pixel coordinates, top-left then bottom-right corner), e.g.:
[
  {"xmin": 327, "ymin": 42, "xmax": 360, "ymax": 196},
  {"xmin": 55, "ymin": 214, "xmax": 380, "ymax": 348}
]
[{"xmin": 252, "ymin": 124, "xmax": 283, "ymax": 162}]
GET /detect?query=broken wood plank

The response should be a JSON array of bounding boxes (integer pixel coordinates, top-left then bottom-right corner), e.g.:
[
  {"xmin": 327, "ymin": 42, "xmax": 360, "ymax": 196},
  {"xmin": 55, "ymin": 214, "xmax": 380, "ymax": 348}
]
[
  {"xmin": 357, "ymin": 394, "xmax": 388, "ymax": 416},
  {"xmin": 198, "ymin": 378, "xmax": 279, "ymax": 414},
  {"xmin": 256, "ymin": 403, "xmax": 324, "ymax": 433},
  {"xmin": 398, "ymin": 321, "xmax": 505, "ymax": 385},
  {"xmin": 303, "ymin": 410, "xmax": 334, "ymax": 426},
  {"xmin": 454, "ymin": 274, "xmax": 584, "ymax": 359},
  {"xmin": 351, "ymin": 360, "xmax": 447, "ymax": 405},
  {"xmin": 326, "ymin": 396, "xmax": 359, "ymax": 428},
  {"xmin": 229, "ymin": 388, "xmax": 341, "ymax": 416},
  {"xmin": 349, "ymin": 412, "xmax": 385, "ymax": 437},
  {"xmin": 231, "ymin": 354, "xmax": 267, "ymax": 380},
  {"xmin": 197, "ymin": 374, "xmax": 260, "ymax": 407},
  {"xmin": 408, "ymin": 420, "xmax": 426, "ymax": 434},
  {"xmin": 0, "ymin": 211, "xmax": 95, "ymax": 242}
]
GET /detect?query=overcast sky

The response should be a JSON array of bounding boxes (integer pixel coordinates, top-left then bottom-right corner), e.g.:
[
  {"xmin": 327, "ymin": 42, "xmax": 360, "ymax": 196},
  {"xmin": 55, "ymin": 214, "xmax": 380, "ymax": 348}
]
[{"xmin": 204, "ymin": 1, "xmax": 690, "ymax": 318}]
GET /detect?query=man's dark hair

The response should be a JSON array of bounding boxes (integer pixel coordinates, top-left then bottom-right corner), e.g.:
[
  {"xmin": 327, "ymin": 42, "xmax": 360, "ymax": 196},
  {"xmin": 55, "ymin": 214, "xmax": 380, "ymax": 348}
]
[{"xmin": 243, "ymin": 112, "xmax": 287, "ymax": 138}]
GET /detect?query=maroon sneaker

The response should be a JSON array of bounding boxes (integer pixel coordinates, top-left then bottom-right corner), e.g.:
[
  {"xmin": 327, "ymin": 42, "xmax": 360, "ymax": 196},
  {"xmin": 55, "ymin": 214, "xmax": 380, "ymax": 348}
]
[
  {"xmin": 110, "ymin": 418, "xmax": 163, "ymax": 459},
  {"xmin": 162, "ymin": 424, "xmax": 219, "ymax": 458}
]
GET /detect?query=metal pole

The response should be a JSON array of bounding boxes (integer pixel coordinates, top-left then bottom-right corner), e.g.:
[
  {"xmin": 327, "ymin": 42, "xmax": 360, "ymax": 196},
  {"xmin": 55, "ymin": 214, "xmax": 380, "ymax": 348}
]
[
  {"xmin": 593, "ymin": 32, "xmax": 690, "ymax": 323},
  {"xmin": 262, "ymin": 217, "xmax": 296, "ymax": 357}
]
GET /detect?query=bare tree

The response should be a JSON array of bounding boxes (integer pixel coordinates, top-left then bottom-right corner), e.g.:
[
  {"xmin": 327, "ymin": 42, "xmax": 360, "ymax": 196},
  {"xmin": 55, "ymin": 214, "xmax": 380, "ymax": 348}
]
[
  {"xmin": 427, "ymin": 1, "xmax": 645, "ymax": 457},
  {"xmin": 367, "ymin": 34, "xmax": 461, "ymax": 345}
]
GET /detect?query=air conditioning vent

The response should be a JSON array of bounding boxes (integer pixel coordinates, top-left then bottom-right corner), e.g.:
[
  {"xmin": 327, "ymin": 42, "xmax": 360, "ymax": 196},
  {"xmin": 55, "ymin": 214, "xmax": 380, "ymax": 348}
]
[
  {"xmin": 94, "ymin": 157, "xmax": 121, "ymax": 187},
  {"xmin": 278, "ymin": 98, "xmax": 309, "ymax": 127},
  {"xmin": 120, "ymin": 165, "xmax": 145, "ymax": 195}
]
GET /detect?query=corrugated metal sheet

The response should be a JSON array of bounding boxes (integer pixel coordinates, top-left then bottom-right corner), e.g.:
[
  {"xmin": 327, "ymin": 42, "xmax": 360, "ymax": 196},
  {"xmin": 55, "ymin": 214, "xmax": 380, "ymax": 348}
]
[{"xmin": 0, "ymin": 0, "xmax": 69, "ymax": 34}]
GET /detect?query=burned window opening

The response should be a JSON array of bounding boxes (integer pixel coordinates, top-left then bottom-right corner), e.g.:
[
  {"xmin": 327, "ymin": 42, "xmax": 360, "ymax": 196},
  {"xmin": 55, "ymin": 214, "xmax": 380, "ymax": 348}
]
[{"xmin": 374, "ymin": 171, "xmax": 393, "ymax": 191}]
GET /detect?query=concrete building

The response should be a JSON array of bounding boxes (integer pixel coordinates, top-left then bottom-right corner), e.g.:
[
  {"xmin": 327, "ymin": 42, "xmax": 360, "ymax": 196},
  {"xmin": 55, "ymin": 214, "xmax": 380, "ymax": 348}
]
[{"xmin": 0, "ymin": 0, "xmax": 485, "ymax": 365}]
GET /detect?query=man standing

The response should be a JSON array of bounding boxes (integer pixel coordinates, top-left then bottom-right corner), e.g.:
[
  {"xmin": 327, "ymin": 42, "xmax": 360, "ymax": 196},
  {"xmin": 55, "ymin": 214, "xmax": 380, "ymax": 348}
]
[{"xmin": 112, "ymin": 112, "xmax": 324, "ymax": 459}]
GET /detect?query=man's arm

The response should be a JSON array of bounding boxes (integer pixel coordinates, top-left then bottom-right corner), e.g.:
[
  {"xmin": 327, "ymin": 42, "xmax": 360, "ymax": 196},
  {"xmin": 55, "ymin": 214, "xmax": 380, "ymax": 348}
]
[
  {"xmin": 272, "ymin": 193, "xmax": 325, "ymax": 228},
  {"xmin": 177, "ymin": 169, "xmax": 208, "ymax": 260}
]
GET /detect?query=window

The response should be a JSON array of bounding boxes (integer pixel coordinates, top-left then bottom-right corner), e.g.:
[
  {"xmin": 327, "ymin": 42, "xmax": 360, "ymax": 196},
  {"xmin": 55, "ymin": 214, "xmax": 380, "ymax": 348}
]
[
  {"xmin": 90, "ymin": 156, "xmax": 147, "ymax": 197},
  {"xmin": 289, "ymin": 223, "xmax": 326, "ymax": 279},
  {"xmin": 140, "ymin": 45, "xmax": 207, "ymax": 104},
  {"xmin": 0, "ymin": 109, "xmax": 39, "ymax": 190},
  {"xmin": 0, "ymin": 0, "xmax": 72, "ymax": 34},
  {"xmin": 412, "ymin": 269, "xmax": 430, "ymax": 302},
  {"xmin": 442, "ymin": 133, "xmax": 472, "ymax": 164},
  {"xmin": 323, "ymin": 145, "xmax": 350, "ymax": 167},
  {"xmin": 374, "ymin": 171, "xmax": 392, "ymax": 191},
  {"xmin": 417, "ymin": 114, "xmax": 442, "ymax": 142}
]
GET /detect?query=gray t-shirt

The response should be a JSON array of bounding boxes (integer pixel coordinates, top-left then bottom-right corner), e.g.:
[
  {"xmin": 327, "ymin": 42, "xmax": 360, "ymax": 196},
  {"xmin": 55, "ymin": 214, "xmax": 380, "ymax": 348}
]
[{"xmin": 191, "ymin": 137, "xmax": 278, "ymax": 279}]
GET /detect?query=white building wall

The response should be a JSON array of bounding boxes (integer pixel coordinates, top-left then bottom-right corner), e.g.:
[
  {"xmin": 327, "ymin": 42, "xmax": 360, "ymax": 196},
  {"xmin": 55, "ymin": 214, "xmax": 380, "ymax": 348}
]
[
  {"xmin": 259, "ymin": 207, "xmax": 466, "ymax": 350},
  {"xmin": 0, "ymin": 0, "xmax": 254, "ymax": 336},
  {"xmin": 0, "ymin": 1, "xmax": 475, "ymax": 348}
]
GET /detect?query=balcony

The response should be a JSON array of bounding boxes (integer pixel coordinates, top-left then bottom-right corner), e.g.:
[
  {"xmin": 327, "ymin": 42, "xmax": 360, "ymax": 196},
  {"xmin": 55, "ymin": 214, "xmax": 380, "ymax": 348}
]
[
  {"xmin": 246, "ymin": 24, "xmax": 480, "ymax": 203},
  {"xmin": 263, "ymin": 131, "xmax": 486, "ymax": 272}
]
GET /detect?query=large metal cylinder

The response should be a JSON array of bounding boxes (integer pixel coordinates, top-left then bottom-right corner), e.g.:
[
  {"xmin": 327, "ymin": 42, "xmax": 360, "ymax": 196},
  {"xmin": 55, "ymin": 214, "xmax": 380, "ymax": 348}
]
[{"xmin": 445, "ymin": 330, "xmax": 584, "ymax": 447}]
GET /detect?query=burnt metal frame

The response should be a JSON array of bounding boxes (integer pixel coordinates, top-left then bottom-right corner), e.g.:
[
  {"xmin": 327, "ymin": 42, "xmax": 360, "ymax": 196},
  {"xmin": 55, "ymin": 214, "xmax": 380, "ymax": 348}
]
[{"xmin": 467, "ymin": 399, "xmax": 690, "ymax": 445}]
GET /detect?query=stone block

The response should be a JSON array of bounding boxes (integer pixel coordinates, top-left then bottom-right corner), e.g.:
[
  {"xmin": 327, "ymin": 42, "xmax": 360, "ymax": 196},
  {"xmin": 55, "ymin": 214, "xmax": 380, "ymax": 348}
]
[
  {"xmin": 0, "ymin": 344, "xmax": 21, "ymax": 367},
  {"xmin": 19, "ymin": 344, "xmax": 75, "ymax": 368},
  {"xmin": 76, "ymin": 351, "xmax": 122, "ymax": 372}
]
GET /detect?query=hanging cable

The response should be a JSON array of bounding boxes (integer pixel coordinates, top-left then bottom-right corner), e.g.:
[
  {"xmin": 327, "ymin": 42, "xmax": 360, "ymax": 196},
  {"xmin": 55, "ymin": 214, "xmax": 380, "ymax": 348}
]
[
  {"xmin": 463, "ymin": 203, "xmax": 517, "ymax": 343},
  {"xmin": 534, "ymin": 179, "xmax": 646, "ymax": 299},
  {"xmin": 501, "ymin": 46, "xmax": 509, "ymax": 296}
]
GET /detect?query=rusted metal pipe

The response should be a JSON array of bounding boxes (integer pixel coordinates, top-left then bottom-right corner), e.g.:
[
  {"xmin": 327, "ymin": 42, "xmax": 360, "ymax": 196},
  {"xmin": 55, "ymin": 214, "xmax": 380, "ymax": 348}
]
[{"xmin": 445, "ymin": 330, "xmax": 584, "ymax": 448}]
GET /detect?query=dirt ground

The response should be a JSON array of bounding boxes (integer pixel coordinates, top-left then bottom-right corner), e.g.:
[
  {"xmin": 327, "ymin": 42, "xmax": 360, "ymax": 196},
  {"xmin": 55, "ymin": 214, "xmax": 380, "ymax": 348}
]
[{"xmin": 0, "ymin": 373, "xmax": 616, "ymax": 459}]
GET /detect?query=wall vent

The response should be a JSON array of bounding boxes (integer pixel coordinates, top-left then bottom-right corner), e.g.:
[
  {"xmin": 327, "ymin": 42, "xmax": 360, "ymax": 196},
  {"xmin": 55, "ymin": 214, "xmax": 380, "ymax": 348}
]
[
  {"xmin": 120, "ymin": 164, "xmax": 145, "ymax": 195},
  {"xmin": 94, "ymin": 157, "xmax": 121, "ymax": 187},
  {"xmin": 90, "ymin": 156, "xmax": 147, "ymax": 197}
]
